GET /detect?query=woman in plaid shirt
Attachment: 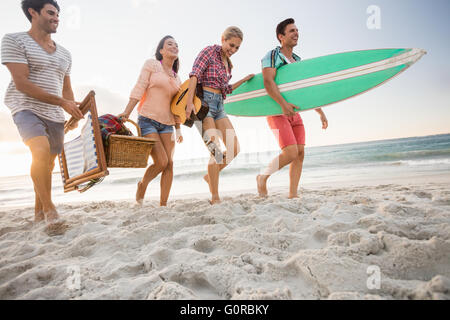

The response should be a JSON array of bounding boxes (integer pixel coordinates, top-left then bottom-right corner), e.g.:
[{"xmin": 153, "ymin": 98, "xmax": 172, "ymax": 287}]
[{"xmin": 186, "ymin": 27, "xmax": 254, "ymax": 205}]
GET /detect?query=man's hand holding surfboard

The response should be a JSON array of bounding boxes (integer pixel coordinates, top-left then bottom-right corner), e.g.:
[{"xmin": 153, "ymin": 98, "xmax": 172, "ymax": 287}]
[{"xmin": 281, "ymin": 102, "xmax": 298, "ymax": 118}]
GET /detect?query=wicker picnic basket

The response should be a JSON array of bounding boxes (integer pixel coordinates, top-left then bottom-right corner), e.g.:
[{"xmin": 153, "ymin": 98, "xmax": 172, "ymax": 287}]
[{"xmin": 105, "ymin": 119, "xmax": 156, "ymax": 168}]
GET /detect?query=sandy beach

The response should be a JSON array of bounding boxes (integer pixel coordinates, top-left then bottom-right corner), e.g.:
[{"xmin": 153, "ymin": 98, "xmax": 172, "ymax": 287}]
[
  {"xmin": 0, "ymin": 178, "xmax": 449, "ymax": 300},
  {"xmin": 1, "ymin": 0, "xmax": 449, "ymax": 304}
]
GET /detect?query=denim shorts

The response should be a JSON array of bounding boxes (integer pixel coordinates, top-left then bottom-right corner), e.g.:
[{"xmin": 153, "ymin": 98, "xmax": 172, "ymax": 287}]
[
  {"xmin": 203, "ymin": 90, "xmax": 228, "ymax": 121},
  {"xmin": 12, "ymin": 110, "xmax": 65, "ymax": 154},
  {"xmin": 138, "ymin": 115, "xmax": 174, "ymax": 136}
]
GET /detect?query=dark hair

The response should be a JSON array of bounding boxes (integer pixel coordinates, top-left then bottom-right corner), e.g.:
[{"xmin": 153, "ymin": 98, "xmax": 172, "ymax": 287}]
[
  {"xmin": 276, "ymin": 18, "xmax": 295, "ymax": 43},
  {"xmin": 21, "ymin": 0, "xmax": 60, "ymax": 22},
  {"xmin": 155, "ymin": 35, "xmax": 179, "ymax": 74}
]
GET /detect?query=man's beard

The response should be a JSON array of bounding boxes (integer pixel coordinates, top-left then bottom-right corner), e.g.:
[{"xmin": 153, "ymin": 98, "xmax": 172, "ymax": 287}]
[{"xmin": 41, "ymin": 21, "xmax": 58, "ymax": 34}]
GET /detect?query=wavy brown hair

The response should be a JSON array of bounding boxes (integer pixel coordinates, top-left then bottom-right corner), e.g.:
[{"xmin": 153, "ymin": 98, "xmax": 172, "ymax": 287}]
[{"xmin": 155, "ymin": 35, "xmax": 179, "ymax": 74}]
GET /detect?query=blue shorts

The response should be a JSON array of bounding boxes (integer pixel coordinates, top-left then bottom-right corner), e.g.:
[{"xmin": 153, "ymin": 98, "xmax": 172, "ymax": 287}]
[
  {"xmin": 138, "ymin": 115, "xmax": 174, "ymax": 136},
  {"xmin": 12, "ymin": 110, "xmax": 65, "ymax": 155},
  {"xmin": 203, "ymin": 90, "xmax": 228, "ymax": 121}
]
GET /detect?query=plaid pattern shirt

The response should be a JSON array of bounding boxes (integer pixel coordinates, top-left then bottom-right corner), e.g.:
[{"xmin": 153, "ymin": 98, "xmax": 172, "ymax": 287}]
[
  {"xmin": 189, "ymin": 45, "xmax": 233, "ymax": 99},
  {"xmin": 98, "ymin": 114, "xmax": 132, "ymax": 146}
]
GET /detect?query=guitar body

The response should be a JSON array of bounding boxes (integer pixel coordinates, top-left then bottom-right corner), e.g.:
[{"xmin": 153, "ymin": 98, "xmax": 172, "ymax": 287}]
[{"xmin": 171, "ymin": 80, "xmax": 208, "ymax": 126}]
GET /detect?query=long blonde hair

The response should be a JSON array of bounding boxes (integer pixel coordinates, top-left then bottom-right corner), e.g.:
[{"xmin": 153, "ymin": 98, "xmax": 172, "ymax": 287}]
[{"xmin": 221, "ymin": 26, "xmax": 244, "ymax": 70}]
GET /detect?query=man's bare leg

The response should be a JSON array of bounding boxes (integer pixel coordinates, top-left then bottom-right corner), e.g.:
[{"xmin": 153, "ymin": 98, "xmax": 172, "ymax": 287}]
[
  {"xmin": 34, "ymin": 154, "xmax": 58, "ymax": 223},
  {"xmin": 27, "ymin": 136, "xmax": 60, "ymax": 223},
  {"xmin": 288, "ymin": 145, "xmax": 305, "ymax": 199},
  {"xmin": 256, "ymin": 174, "xmax": 269, "ymax": 198},
  {"xmin": 257, "ymin": 145, "xmax": 299, "ymax": 197},
  {"xmin": 34, "ymin": 190, "xmax": 45, "ymax": 223}
]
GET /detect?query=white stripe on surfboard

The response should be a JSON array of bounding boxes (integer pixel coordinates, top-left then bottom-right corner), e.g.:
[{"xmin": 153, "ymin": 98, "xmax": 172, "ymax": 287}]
[{"xmin": 225, "ymin": 48, "xmax": 426, "ymax": 104}]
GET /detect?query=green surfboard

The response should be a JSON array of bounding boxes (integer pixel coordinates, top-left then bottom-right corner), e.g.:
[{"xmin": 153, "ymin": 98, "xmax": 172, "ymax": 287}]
[{"xmin": 224, "ymin": 48, "xmax": 426, "ymax": 117}]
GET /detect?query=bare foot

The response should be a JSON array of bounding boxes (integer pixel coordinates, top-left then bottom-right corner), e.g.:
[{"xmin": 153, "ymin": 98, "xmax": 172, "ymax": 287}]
[
  {"xmin": 34, "ymin": 211, "xmax": 45, "ymax": 224},
  {"xmin": 209, "ymin": 198, "xmax": 222, "ymax": 205},
  {"xmin": 257, "ymin": 175, "xmax": 268, "ymax": 197},
  {"xmin": 42, "ymin": 209, "xmax": 68, "ymax": 236},
  {"xmin": 160, "ymin": 202, "xmax": 167, "ymax": 207},
  {"xmin": 45, "ymin": 209, "xmax": 60, "ymax": 223},
  {"xmin": 288, "ymin": 194, "xmax": 300, "ymax": 199},
  {"xmin": 136, "ymin": 181, "xmax": 146, "ymax": 205}
]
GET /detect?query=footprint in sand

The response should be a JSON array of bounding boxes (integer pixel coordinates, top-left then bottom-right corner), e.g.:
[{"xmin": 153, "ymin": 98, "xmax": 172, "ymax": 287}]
[
  {"xmin": 193, "ymin": 239, "xmax": 216, "ymax": 254},
  {"xmin": 44, "ymin": 222, "xmax": 70, "ymax": 237}
]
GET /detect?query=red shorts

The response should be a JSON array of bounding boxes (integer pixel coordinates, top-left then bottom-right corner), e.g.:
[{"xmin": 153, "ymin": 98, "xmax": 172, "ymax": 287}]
[{"xmin": 267, "ymin": 113, "xmax": 305, "ymax": 149}]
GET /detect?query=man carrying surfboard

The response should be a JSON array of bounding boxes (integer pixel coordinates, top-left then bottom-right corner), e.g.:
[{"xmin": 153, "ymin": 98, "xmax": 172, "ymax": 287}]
[{"xmin": 257, "ymin": 18, "xmax": 328, "ymax": 199}]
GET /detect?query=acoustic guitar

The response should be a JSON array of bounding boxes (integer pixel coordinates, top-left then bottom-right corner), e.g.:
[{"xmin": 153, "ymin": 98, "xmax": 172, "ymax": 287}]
[{"xmin": 170, "ymin": 80, "xmax": 209, "ymax": 127}]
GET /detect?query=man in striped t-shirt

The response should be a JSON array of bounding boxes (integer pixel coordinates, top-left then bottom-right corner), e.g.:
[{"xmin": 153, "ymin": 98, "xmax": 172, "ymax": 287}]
[{"xmin": 1, "ymin": 0, "xmax": 83, "ymax": 233}]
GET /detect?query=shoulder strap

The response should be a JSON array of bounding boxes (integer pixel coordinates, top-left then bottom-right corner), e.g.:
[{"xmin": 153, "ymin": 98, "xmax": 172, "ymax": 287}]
[
  {"xmin": 272, "ymin": 48, "xmax": 290, "ymax": 67},
  {"xmin": 270, "ymin": 49, "xmax": 277, "ymax": 69},
  {"xmin": 293, "ymin": 52, "xmax": 302, "ymax": 62}
]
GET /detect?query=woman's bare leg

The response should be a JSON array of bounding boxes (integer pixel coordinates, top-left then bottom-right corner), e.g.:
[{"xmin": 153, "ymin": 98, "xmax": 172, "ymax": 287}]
[
  {"xmin": 159, "ymin": 132, "xmax": 176, "ymax": 206},
  {"xmin": 215, "ymin": 117, "xmax": 240, "ymax": 171},
  {"xmin": 202, "ymin": 117, "xmax": 222, "ymax": 204},
  {"xmin": 136, "ymin": 133, "xmax": 168, "ymax": 204}
]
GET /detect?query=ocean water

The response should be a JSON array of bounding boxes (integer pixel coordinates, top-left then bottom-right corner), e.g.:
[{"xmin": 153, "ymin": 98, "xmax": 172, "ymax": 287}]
[{"xmin": 0, "ymin": 134, "xmax": 449, "ymax": 208}]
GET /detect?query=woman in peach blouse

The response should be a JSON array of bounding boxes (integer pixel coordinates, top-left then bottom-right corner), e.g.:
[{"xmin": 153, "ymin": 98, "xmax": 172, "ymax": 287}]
[{"xmin": 119, "ymin": 36, "xmax": 182, "ymax": 206}]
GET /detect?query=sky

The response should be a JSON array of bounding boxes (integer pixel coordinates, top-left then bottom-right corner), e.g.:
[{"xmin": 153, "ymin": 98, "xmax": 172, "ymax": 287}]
[{"xmin": 0, "ymin": 0, "xmax": 449, "ymax": 176}]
